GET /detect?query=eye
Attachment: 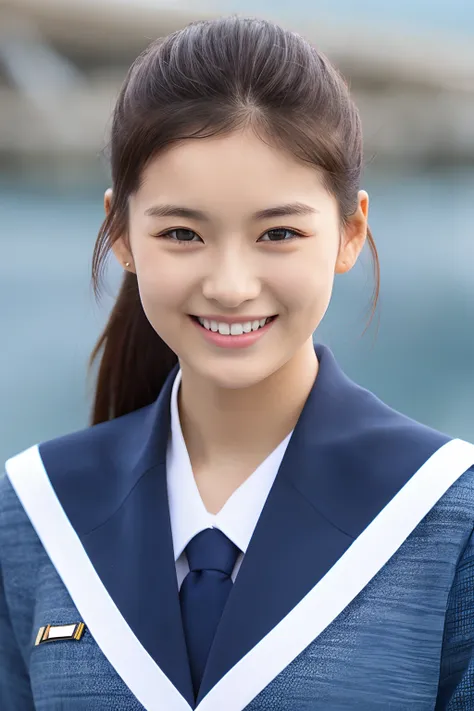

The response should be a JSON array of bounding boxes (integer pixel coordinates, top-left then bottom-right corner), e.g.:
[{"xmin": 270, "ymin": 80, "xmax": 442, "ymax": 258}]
[
  {"xmin": 258, "ymin": 228, "xmax": 302, "ymax": 243},
  {"xmin": 157, "ymin": 228, "xmax": 203, "ymax": 244}
]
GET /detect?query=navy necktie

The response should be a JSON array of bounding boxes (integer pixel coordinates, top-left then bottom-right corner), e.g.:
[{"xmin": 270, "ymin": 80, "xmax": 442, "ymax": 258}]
[{"xmin": 179, "ymin": 527, "xmax": 240, "ymax": 698}]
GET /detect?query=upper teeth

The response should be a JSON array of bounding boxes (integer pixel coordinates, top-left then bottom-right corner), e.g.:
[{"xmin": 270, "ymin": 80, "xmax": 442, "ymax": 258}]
[{"xmin": 197, "ymin": 318, "xmax": 270, "ymax": 335}]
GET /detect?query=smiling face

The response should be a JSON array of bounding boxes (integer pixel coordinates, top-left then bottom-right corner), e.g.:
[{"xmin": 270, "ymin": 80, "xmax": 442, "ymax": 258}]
[{"xmin": 109, "ymin": 128, "xmax": 368, "ymax": 390}]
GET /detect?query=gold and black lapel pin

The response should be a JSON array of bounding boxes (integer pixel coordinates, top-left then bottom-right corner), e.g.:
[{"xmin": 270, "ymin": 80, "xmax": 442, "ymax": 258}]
[{"xmin": 35, "ymin": 622, "xmax": 85, "ymax": 646}]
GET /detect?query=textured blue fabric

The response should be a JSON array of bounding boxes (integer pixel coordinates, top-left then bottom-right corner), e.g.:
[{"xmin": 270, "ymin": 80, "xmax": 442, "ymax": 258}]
[
  {"xmin": 180, "ymin": 528, "xmax": 240, "ymax": 698},
  {"xmin": 31, "ymin": 343, "xmax": 458, "ymax": 706},
  {"xmin": 0, "ymin": 471, "xmax": 146, "ymax": 711},
  {"xmin": 1, "ymin": 466, "xmax": 474, "ymax": 710}
]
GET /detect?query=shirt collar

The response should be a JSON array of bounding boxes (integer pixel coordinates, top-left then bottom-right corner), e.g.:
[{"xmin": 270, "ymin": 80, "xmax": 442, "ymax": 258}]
[{"xmin": 166, "ymin": 368, "xmax": 292, "ymax": 561}]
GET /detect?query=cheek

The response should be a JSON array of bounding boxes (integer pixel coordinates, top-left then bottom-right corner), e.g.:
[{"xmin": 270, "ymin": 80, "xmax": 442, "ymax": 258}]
[
  {"xmin": 271, "ymin": 249, "xmax": 336, "ymax": 312},
  {"xmin": 133, "ymin": 253, "xmax": 191, "ymax": 321}
]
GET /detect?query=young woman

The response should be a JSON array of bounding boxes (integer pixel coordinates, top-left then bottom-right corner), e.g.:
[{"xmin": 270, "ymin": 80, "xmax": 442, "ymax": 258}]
[{"xmin": 1, "ymin": 15, "xmax": 473, "ymax": 711}]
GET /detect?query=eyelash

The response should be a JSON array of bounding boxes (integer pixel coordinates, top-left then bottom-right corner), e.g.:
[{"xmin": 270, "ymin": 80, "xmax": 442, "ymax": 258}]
[{"xmin": 154, "ymin": 227, "xmax": 304, "ymax": 245}]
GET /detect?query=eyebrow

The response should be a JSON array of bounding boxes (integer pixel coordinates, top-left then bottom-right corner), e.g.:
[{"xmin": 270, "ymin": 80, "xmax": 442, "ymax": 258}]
[{"xmin": 143, "ymin": 202, "xmax": 319, "ymax": 221}]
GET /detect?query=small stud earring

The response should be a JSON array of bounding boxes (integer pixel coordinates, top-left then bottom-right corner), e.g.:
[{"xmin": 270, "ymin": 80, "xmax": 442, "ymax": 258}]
[{"xmin": 124, "ymin": 262, "xmax": 130, "ymax": 268}]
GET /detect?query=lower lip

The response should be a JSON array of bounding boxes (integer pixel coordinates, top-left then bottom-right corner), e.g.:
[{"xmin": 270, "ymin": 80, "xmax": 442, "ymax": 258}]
[{"xmin": 191, "ymin": 317, "xmax": 277, "ymax": 349}]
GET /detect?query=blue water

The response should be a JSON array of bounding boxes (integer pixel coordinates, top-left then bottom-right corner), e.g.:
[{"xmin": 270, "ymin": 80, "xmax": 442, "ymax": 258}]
[
  {"xmin": 223, "ymin": 0, "xmax": 474, "ymax": 37},
  {"xmin": 1, "ymin": 162, "xmax": 473, "ymax": 467}
]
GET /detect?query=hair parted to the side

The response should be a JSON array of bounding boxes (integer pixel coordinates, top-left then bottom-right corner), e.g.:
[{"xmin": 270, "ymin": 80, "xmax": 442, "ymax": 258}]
[{"xmin": 89, "ymin": 15, "xmax": 380, "ymax": 425}]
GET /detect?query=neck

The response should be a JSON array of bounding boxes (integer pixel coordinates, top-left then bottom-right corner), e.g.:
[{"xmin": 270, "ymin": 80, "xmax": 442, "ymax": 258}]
[{"xmin": 178, "ymin": 339, "xmax": 319, "ymax": 471}]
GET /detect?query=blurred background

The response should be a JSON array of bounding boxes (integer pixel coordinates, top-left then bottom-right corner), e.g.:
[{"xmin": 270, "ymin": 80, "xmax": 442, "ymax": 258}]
[{"xmin": 0, "ymin": 0, "xmax": 473, "ymax": 466}]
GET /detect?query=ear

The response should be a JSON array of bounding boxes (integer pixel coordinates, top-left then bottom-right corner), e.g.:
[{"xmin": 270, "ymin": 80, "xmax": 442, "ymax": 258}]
[
  {"xmin": 335, "ymin": 190, "xmax": 369, "ymax": 274},
  {"xmin": 104, "ymin": 188, "xmax": 135, "ymax": 273}
]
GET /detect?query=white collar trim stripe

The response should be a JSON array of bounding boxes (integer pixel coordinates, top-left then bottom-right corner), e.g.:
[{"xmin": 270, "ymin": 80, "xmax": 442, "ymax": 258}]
[
  {"xmin": 5, "ymin": 444, "xmax": 190, "ymax": 711},
  {"xmin": 5, "ymin": 438, "xmax": 474, "ymax": 711}
]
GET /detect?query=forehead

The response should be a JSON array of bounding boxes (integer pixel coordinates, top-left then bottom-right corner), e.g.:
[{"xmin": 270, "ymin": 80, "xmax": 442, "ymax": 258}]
[{"xmin": 132, "ymin": 129, "xmax": 332, "ymax": 215}]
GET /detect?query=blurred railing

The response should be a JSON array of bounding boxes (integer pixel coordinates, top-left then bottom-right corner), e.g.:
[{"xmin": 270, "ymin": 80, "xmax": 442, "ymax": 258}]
[{"xmin": 0, "ymin": 0, "xmax": 473, "ymax": 165}]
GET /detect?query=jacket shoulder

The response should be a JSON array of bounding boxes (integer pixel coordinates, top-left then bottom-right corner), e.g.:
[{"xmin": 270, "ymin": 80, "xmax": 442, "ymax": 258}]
[
  {"xmin": 354, "ymin": 382, "xmax": 472, "ymax": 465},
  {"xmin": 2, "ymin": 400, "xmax": 161, "ymax": 540},
  {"xmin": 4, "ymin": 400, "xmax": 155, "ymax": 487},
  {"xmin": 38, "ymin": 402, "xmax": 155, "ymax": 467}
]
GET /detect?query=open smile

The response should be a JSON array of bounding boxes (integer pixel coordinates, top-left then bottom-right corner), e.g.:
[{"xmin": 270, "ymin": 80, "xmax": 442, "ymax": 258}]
[{"xmin": 189, "ymin": 315, "xmax": 278, "ymax": 349}]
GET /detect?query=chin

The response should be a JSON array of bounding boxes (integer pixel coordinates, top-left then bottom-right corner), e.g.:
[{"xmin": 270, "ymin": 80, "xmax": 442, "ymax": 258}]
[{"xmin": 193, "ymin": 356, "xmax": 277, "ymax": 391}]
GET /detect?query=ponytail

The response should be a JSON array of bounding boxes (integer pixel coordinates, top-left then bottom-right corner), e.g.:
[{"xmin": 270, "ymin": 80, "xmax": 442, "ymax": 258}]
[{"xmin": 88, "ymin": 271, "xmax": 177, "ymax": 425}]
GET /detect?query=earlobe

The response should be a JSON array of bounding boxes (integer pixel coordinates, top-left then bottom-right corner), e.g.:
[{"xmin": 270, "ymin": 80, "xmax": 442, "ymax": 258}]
[
  {"xmin": 335, "ymin": 252, "xmax": 353, "ymax": 275},
  {"xmin": 335, "ymin": 231, "xmax": 367, "ymax": 274},
  {"xmin": 111, "ymin": 238, "xmax": 134, "ymax": 272}
]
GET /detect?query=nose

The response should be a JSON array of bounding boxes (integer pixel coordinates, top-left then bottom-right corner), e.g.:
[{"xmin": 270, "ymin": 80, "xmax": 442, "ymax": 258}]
[{"xmin": 201, "ymin": 247, "xmax": 261, "ymax": 308}]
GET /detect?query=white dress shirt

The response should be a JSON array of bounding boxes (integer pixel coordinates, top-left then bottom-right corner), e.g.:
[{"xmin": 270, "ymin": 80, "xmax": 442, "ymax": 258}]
[{"xmin": 166, "ymin": 368, "xmax": 293, "ymax": 590}]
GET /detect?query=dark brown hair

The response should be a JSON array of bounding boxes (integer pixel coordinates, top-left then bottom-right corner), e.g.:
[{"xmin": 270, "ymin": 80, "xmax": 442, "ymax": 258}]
[{"xmin": 89, "ymin": 15, "xmax": 379, "ymax": 425}]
